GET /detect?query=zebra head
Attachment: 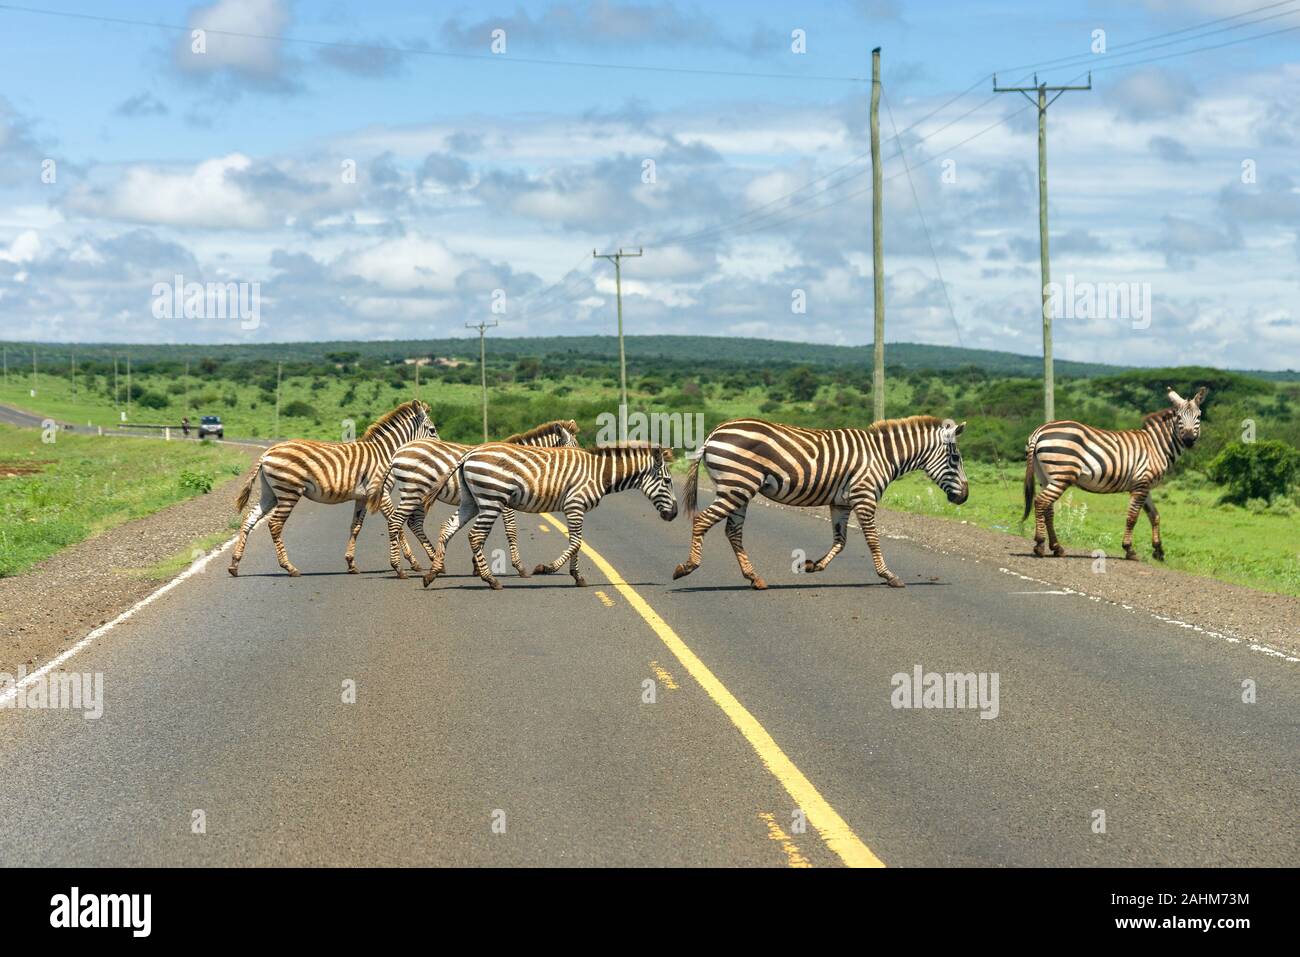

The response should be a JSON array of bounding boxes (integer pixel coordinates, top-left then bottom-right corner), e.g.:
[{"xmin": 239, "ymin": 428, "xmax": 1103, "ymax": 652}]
[
  {"xmin": 640, "ymin": 447, "xmax": 679, "ymax": 521},
  {"xmin": 925, "ymin": 418, "xmax": 969, "ymax": 504},
  {"xmin": 559, "ymin": 420, "xmax": 581, "ymax": 448},
  {"xmin": 1167, "ymin": 387, "xmax": 1208, "ymax": 447}
]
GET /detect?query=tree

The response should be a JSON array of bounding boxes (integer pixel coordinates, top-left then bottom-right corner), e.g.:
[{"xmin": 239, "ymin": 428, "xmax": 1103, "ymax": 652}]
[
  {"xmin": 1207, "ymin": 440, "xmax": 1300, "ymax": 504},
  {"xmin": 784, "ymin": 366, "xmax": 820, "ymax": 403}
]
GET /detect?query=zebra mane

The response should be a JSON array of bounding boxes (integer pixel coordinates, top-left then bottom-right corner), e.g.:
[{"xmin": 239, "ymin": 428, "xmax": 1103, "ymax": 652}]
[
  {"xmin": 1141, "ymin": 407, "xmax": 1176, "ymax": 427},
  {"xmin": 594, "ymin": 442, "xmax": 674, "ymax": 461},
  {"xmin": 361, "ymin": 400, "xmax": 429, "ymax": 440},
  {"xmin": 501, "ymin": 419, "xmax": 579, "ymax": 443},
  {"xmin": 867, "ymin": 415, "xmax": 946, "ymax": 438}
]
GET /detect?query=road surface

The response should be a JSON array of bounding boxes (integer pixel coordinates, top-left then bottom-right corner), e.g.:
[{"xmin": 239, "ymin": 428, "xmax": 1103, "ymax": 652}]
[{"xmin": 0, "ymin": 484, "xmax": 1295, "ymax": 866}]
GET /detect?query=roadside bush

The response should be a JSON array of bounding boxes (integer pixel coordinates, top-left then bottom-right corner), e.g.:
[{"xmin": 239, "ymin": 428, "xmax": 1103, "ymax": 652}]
[
  {"xmin": 136, "ymin": 390, "xmax": 170, "ymax": 410},
  {"xmin": 178, "ymin": 470, "xmax": 214, "ymax": 494},
  {"xmin": 282, "ymin": 399, "xmax": 317, "ymax": 418},
  {"xmin": 1206, "ymin": 440, "xmax": 1300, "ymax": 504}
]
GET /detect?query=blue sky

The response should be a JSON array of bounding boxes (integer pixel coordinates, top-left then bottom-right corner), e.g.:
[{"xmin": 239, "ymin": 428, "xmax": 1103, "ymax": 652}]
[{"xmin": 0, "ymin": 0, "xmax": 1297, "ymax": 369}]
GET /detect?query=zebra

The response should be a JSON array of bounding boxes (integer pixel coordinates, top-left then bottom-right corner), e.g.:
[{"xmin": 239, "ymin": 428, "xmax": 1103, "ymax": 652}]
[
  {"xmin": 673, "ymin": 416, "xmax": 968, "ymax": 590},
  {"xmin": 1023, "ymin": 386, "xmax": 1208, "ymax": 561},
  {"xmin": 420, "ymin": 443, "xmax": 678, "ymax": 590},
  {"xmin": 228, "ymin": 399, "xmax": 437, "ymax": 578},
  {"xmin": 365, "ymin": 419, "xmax": 580, "ymax": 579}
]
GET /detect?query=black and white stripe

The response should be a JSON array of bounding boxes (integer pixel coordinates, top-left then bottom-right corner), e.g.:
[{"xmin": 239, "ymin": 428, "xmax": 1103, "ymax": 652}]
[
  {"xmin": 1023, "ymin": 386, "xmax": 1207, "ymax": 560},
  {"xmin": 673, "ymin": 415, "xmax": 968, "ymax": 589},
  {"xmin": 422, "ymin": 444, "xmax": 678, "ymax": 590}
]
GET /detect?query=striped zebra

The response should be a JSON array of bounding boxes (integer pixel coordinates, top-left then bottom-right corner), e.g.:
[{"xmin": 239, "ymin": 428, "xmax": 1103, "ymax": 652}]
[
  {"xmin": 228, "ymin": 399, "xmax": 437, "ymax": 578},
  {"xmin": 1023, "ymin": 387, "xmax": 1207, "ymax": 561},
  {"xmin": 367, "ymin": 419, "xmax": 580, "ymax": 578},
  {"xmin": 674, "ymin": 416, "xmax": 968, "ymax": 590},
  {"xmin": 420, "ymin": 443, "xmax": 678, "ymax": 590}
]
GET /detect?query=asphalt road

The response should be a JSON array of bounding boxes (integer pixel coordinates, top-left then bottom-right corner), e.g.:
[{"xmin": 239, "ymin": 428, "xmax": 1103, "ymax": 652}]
[{"xmin": 0, "ymin": 482, "xmax": 1295, "ymax": 866}]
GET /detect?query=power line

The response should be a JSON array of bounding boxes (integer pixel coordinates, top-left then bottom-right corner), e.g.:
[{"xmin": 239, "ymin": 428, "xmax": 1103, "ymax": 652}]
[
  {"xmin": 1000, "ymin": 0, "xmax": 1299, "ymax": 75},
  {"xmin": 0, "ymin": 3, "xmax": 868, "ymax": 83}
]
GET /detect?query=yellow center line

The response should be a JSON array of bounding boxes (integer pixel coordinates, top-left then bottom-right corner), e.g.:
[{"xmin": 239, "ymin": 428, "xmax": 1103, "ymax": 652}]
[
  {"xmin": 540, "ymin": 511, "xmax": 885, "ymax": 869},
  {"xmin": 758, "ymin": 811, "xmax": 813, "ymax": 868}
]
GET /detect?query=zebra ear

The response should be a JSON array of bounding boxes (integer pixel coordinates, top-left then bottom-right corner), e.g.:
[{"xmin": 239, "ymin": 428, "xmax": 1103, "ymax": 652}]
[
  {"xmin": 1167, "ymin": 388, "xmax": 1186, "ymax": 409},
  {"xmin": 1192, "ymin": 386, "xmax": 1208, "ymax": 407},
  {"xmin": 659, "ymin": 447, "xmax": 675, "ymax": 464},
  {"xmin": 955, "ymin": 420, "xmax": 966, "ymax": 436}
]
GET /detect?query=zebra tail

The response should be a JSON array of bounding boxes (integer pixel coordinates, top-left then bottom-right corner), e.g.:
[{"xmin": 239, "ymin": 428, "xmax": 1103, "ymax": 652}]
[
  {"xmin": 364, "ymin": 465, "xmax": 392, "ymax": 514},
  {"xmin": 684, "ymin": 457, "xmax": 701, "ymax": 518},
  {"xmin": 418, "ymin": 465, "xmax": 460, "ymax": 516},
  {"xmin": 234, "ymin": 463, "xmax": 259, "ymax": 514},
  {"xmin": 1021, "ymin": 444, "xmax": 1036, "ymax": 522}
]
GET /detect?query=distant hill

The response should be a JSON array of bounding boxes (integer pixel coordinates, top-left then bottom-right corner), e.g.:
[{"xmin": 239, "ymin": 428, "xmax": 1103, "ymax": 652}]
[{"xmin": 4, "ymin": 335, "xmax": 1297, "ymax": 381}]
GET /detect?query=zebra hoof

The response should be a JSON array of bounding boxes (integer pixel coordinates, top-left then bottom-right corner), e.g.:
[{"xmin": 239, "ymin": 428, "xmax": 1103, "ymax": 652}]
[
  {"xmin": 885, "ymin": 576, "xmax": 906, "ymax": 588},
  {"xmin": 487, "ymin": 579, "xmax": 504, "ymax": 591},
  {"xmin": 515, "ymin": 566, "xmax": 531, "ymax": 578},
  {"xmin": 533, "ymin": 564, "xmax": 552, "ymax": 576},
  {"xmin": 750, "ymin": 577, "xmax": 768, "ymax": 590},
  {"xmin": 803, "ymin": 560, "xmax": 818, "ymax": 573},
  {"xmin": 1124, "ymin": 549, "xmax": 1139, "ymax": 561},
  {"xmin": 1152, "ymin": 547, "xmax": 1165, "ymax": 562},
  {"xmin": 573, "ymin": 575, "xmax": 587, "ymax": 587},
  {"xmin": 227, "ymin": 565, "xmax": 239, "ymax": 577},
  {"xmin": 394, "ymin": 570, "xmax": 407, "ymax": 580},
  {"xmin": 1032, "ymin": 543, "xmax": 1046, "ymax": 557},
  {"xmin": 1051, "ymin": 544, "xmax": 1066, "ymax": 557},
  {"xmin": 421, "ymin": 572, "xmax": 436, "ymax": 588},
  {"xmin": 346, "ymin": 566, "xmax": 359, "ymax": 575},
  {"xmin": 672, "ymin": 563, "xmax": 694, "ymax": 580},
  {"xmin": 286, "ymin": 568, "xmax": 301, "ymax": 578}
]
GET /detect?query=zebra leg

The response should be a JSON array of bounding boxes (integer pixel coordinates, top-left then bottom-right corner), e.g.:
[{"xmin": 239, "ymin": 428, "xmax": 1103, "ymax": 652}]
[
  {"xmin": 266, "ymin": 494, "xmax": 303, "ymax": 577},
  {"xmin": 1144, "ymin": 496, "xmax": 1164, "ymax": 561},
  {"xmin": 502, "ymin": 507, "xmax": 530, "ymax": 577},
  {"xmin": 805, "ymin": 505, "xmax": 850, "ymax": 574},
  {"xmin": 404, "ymin": 504, "xmax": 436, "ymax": 566},
  {"xmin": 1122, "ymin": 487, "xmax": 1150, "ymax": 560},
  {"xmin": 672, "ymin": 488, "xmax": 752, "ymax": 581},
  {"xmin": 534, "ymin": 504, "xmax": 587, "ymax": 586},
  {"xmin": 345, "ymin": 501, "xmax": 367, "ymax": 573},
  {"xmin": 430, "ymin": 512, "xmax": 460, "ymax": 578},
  {"xmin": 722, "ymin": 502, "xmax": 766, "ymax": 590},
  {"xmin": 1043, "ymin": 503, "xmax": 1066, "ymax": 557},
  {"xmin": 424, "ymin": 497, "xmax": 475, "ymax": 587},
  {"xmin": 1032, "ymin": 480, "xmax": 1069, "ymax": 557},
  {"xmin": 852, "ymin": 498, "xmax": 903, "ymax": 587},
  {"xmin": 467, "ymin": 507, "xmax": 505, "ymax": 590},
  {"xmin": 379, "ymin": 493, "xmax": 412, "ymax": 578},
  {"xmin": 228, "ymin": 479, "xmax": 276, "ymax": 577}
]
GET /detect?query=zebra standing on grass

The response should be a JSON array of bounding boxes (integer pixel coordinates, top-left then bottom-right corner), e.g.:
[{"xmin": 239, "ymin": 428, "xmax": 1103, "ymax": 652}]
[
  {"xmin": 673, "ymin": 416, "xmax": 969, "ymax": 590},
  {"xmin": 229, "ymin": 399, "xmax": 437, "ymax": 578},
  {"xmin": 419, "ymin": 443, "xmax": 678, "ymax": 590},
  {"xmin": 367, "ymin": 419, "xmax": 580, "ymax": 578},
  {"xmin": 1023, "ymin": 387, "xmax": 1208, "ymax": 561}
]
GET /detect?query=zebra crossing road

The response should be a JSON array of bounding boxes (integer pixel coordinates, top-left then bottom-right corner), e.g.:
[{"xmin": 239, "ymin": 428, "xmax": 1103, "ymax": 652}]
[{"xmin": 0, "ymin": 483, "xmax": 1294, "ymax": 866}]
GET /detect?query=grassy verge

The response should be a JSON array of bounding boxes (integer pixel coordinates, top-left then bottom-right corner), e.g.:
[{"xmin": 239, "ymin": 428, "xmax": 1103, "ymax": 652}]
[
  {"xmin": 0, "ymin": 424, "xmax": 250, "ymax": 577},
  {"xmin": 136, "ymin": 526, "xmax": 240, "ymax": 581},
  {"xmin": 884, "ymin": 462, "xmax": 1300, "ymax": 597}
]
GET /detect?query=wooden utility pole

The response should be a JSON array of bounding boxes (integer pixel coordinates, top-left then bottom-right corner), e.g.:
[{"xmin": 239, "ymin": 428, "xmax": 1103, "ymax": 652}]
[
  {"xmin": 126, "ymin": 354, "xmax": 131, "ymax": 419},
  {"xmin": 71, "ymin": 349, "xmax": 77, "ymax": 402},
  {"xmin": 870, "ymin": 47, "xmax": 885, "ymax": 423},
  {"xmin": 994, "ymin": 72, "xmax": 1092, "ymax": 422},
  {"xmin": 3, "ymin": 345, "xmax": 7, "ymax": 386},
  {"xmin": 113, "ymin": 355, "xmax": 119, "ymax": 412},
  {"xmin": 466, "ymin": 320, "xmax": 498, "ymax": 442},
  {"xmin": 31, "ymin": 346, "xmax": 37, "ymax": 396},
  {"xmin": 593, "ymin": 247, "xmax": 643, "ymax": 411}
]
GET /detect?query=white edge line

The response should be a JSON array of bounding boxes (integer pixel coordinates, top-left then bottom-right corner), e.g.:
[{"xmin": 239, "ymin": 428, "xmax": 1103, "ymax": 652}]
[{"xmin": 0, "ymin": 535, "xmax": 238, "ymax": 706}]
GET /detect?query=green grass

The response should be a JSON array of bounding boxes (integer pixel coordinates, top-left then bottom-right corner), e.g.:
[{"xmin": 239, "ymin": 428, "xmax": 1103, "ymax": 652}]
[
  {"xmin": 884, "ymin": 462, "xmax": 1300, "ymax": 597},
  {"xmin": 137, "ymin": 527, "xmax": 239, "ymax": 581},
  {"xmin": 0, "ymin": 424, "xmax": 250, "ymax": 577}
]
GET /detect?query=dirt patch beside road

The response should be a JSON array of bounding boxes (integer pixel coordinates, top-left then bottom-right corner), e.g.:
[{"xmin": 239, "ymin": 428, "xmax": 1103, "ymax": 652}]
[{"xmin": 0, "ymin": 450, "xmax": 259, "ymax": 677}]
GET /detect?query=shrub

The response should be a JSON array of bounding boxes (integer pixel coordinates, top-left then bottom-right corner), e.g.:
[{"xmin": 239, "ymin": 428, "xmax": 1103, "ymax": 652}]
[
  {"xmin": 282, "ymin": 399, "xmax": 317, "ymax": 418},
  {"xmin": 136, "ymin": 390, "xmax": 170, "ymax": 410},
  {"xmin": 179, "ymin": 470, "xmax": 214, "ymax": 494},
  {"xmin": 1206, "ymin": 440, "xmax": 1300, "ymax": 504}
]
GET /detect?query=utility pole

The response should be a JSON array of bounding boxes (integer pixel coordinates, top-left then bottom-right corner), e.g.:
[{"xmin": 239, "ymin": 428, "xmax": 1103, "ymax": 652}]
[
  {"xmin": 274, "ymin": 360, "xmax": 282, "ymax": 439},
  {"xmin": 593, "ymin": 247, "xmax": 643, "ymax": 411},
  {"xmin": 870, "ymin": 47, "xmax": 885, "ymax": 423},
  {"xmin": 466, "ymin": 320, "xmax": 498, "ymax": 442},
  {"xmin": 414, "ymin": 355, "xmax": 420, "ymax": 400},
  {"xmin": 71, "ymin": 349, "xmax": 77, "ymax": 402},
  {"xmin": 113, "ymin": 355, "xmax": 119, "ymax": 412},
  {"xmin": 31, "ymin": 346, "xmax": 36, "ymax": 397},
  {"xmin": 3, "ymin": 345, "xmax": 7, "ymax": 387},
  {"xmin": 126, "ymin": 354, "xmax": 131, "ymax": 419},
  {"xmin": 994, "ymin": 72, "xmax": 1092, "ymax": 423}
]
